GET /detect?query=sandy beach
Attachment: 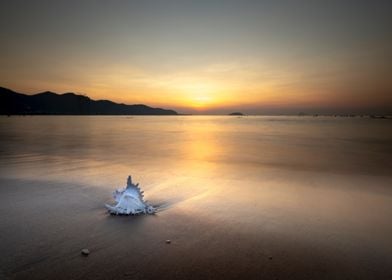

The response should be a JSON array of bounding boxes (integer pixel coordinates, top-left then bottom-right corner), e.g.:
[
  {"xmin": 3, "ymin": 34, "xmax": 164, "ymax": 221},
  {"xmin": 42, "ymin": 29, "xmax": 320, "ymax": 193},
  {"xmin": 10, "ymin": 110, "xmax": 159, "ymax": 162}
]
[
  {"xmin": 1, "ymin": 116, "xmax": 392, "ymax": 279},
  {"xmin": 1, "ymin": 172, "xmax": 392, "ymax": 279}
]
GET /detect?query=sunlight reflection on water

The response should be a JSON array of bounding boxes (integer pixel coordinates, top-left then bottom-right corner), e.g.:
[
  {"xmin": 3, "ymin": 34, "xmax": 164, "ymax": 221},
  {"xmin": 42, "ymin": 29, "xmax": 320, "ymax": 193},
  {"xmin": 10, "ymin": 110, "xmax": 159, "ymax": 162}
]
[{"xmin": 0, "ymin": 116, "xmax": 391, "ymax": 226}]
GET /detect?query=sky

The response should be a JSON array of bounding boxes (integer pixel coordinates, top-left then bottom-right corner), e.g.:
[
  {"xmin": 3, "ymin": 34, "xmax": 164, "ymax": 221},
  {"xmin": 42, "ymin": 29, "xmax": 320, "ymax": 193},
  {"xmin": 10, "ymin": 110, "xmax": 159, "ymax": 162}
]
[{"xmin": 1, "ymin": 0, "xmax": 391, "ymax": 114}]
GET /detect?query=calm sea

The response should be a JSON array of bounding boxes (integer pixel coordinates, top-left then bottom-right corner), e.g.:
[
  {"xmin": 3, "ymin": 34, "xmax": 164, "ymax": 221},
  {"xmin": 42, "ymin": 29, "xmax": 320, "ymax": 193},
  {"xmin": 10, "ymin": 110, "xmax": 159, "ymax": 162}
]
[{"xmin": 0, "ymin": 116, "xmax": 391, "ymax": 183}]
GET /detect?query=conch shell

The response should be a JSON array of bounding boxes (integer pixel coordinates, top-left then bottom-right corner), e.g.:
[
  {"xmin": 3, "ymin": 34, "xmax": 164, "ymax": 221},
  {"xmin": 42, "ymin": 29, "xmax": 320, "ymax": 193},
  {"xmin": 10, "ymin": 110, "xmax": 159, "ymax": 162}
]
[{"xmin": 105, "ymin": 176, "xmax": 156, "ymax": 215}]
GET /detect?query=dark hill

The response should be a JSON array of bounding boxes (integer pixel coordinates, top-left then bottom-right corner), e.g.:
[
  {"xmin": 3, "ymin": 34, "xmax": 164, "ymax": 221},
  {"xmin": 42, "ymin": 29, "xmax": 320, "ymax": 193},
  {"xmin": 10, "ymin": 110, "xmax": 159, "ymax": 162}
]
[{"xmin": 0, "ymin": 87, "xmax": 177, "ymax": 115}]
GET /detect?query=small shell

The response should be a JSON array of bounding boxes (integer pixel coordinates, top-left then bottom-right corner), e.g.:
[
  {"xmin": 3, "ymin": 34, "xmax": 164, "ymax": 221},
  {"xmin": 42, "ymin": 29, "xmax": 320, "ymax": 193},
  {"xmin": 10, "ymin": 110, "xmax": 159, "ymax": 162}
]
[{"xmin": 81, "ymin": 248, "xmax": 90, "ymax": 256}]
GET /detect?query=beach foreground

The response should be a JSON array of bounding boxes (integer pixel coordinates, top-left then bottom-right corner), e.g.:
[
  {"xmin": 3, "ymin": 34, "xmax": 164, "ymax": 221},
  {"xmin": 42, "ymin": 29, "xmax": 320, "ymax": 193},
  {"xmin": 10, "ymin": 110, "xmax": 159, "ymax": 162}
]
[
  {"xmin": 1, "ymin": 173, "xmax": 392, "ymax": 280},
  {"xmin": 0, "ymin": 116, "xmax": 391, "ymax": 279}
]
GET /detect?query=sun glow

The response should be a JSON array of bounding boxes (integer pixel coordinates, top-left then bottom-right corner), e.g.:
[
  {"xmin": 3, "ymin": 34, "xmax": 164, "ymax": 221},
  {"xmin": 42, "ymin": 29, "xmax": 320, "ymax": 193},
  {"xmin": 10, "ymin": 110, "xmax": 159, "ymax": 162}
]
[{"xmin": 174, "ymin": 83, "xmax": 221, "ymax": 109}]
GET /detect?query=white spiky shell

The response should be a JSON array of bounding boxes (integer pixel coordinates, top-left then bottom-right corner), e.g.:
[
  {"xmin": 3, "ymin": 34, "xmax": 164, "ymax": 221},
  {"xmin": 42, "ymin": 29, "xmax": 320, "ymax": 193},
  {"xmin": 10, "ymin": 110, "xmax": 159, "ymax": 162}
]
[{"xmin": 105, "ymin": 176, "xmax": 156, "ymax": 215}]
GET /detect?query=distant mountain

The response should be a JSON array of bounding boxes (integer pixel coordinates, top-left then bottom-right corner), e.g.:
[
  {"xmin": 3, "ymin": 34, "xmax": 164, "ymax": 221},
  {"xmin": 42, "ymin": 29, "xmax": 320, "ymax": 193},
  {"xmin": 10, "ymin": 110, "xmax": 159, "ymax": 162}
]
[{"xmin": 0, "ymin": 87, "xmax": 177, "ymax": 115}]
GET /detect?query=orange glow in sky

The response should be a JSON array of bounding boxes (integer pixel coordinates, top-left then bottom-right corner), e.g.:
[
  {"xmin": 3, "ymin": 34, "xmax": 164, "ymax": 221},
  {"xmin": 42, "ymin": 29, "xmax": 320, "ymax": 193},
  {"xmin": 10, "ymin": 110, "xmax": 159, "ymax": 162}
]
[{"xmin": 1, "ymin": 1, "xmax": 391, "ymax": 114}]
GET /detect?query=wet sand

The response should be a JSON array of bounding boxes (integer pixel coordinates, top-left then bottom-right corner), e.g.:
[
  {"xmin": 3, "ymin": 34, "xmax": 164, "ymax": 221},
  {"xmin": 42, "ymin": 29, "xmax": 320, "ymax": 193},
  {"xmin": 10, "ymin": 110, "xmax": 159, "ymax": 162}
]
[{"xmin": 1, "ymin": 170, "xmax": 392, "ymax": 280}]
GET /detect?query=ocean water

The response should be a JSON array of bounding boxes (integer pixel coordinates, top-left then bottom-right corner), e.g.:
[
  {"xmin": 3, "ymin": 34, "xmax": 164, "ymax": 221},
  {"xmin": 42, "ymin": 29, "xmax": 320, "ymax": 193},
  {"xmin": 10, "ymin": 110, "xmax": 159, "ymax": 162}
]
[
  {"xmin": 0, "ymin": 115, "xmax": 391, "ymax": 181},
  {"xmin": 0, "ymin": 116, "xmax": 392, "ymax": 279}
]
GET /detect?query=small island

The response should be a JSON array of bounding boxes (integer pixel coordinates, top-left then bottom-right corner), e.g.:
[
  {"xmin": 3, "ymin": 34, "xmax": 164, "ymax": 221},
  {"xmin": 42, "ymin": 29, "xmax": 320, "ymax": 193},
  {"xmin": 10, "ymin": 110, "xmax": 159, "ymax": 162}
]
[{"xmin": 229, "ymin": 112, "xmax": 244, "ymax": 116}]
